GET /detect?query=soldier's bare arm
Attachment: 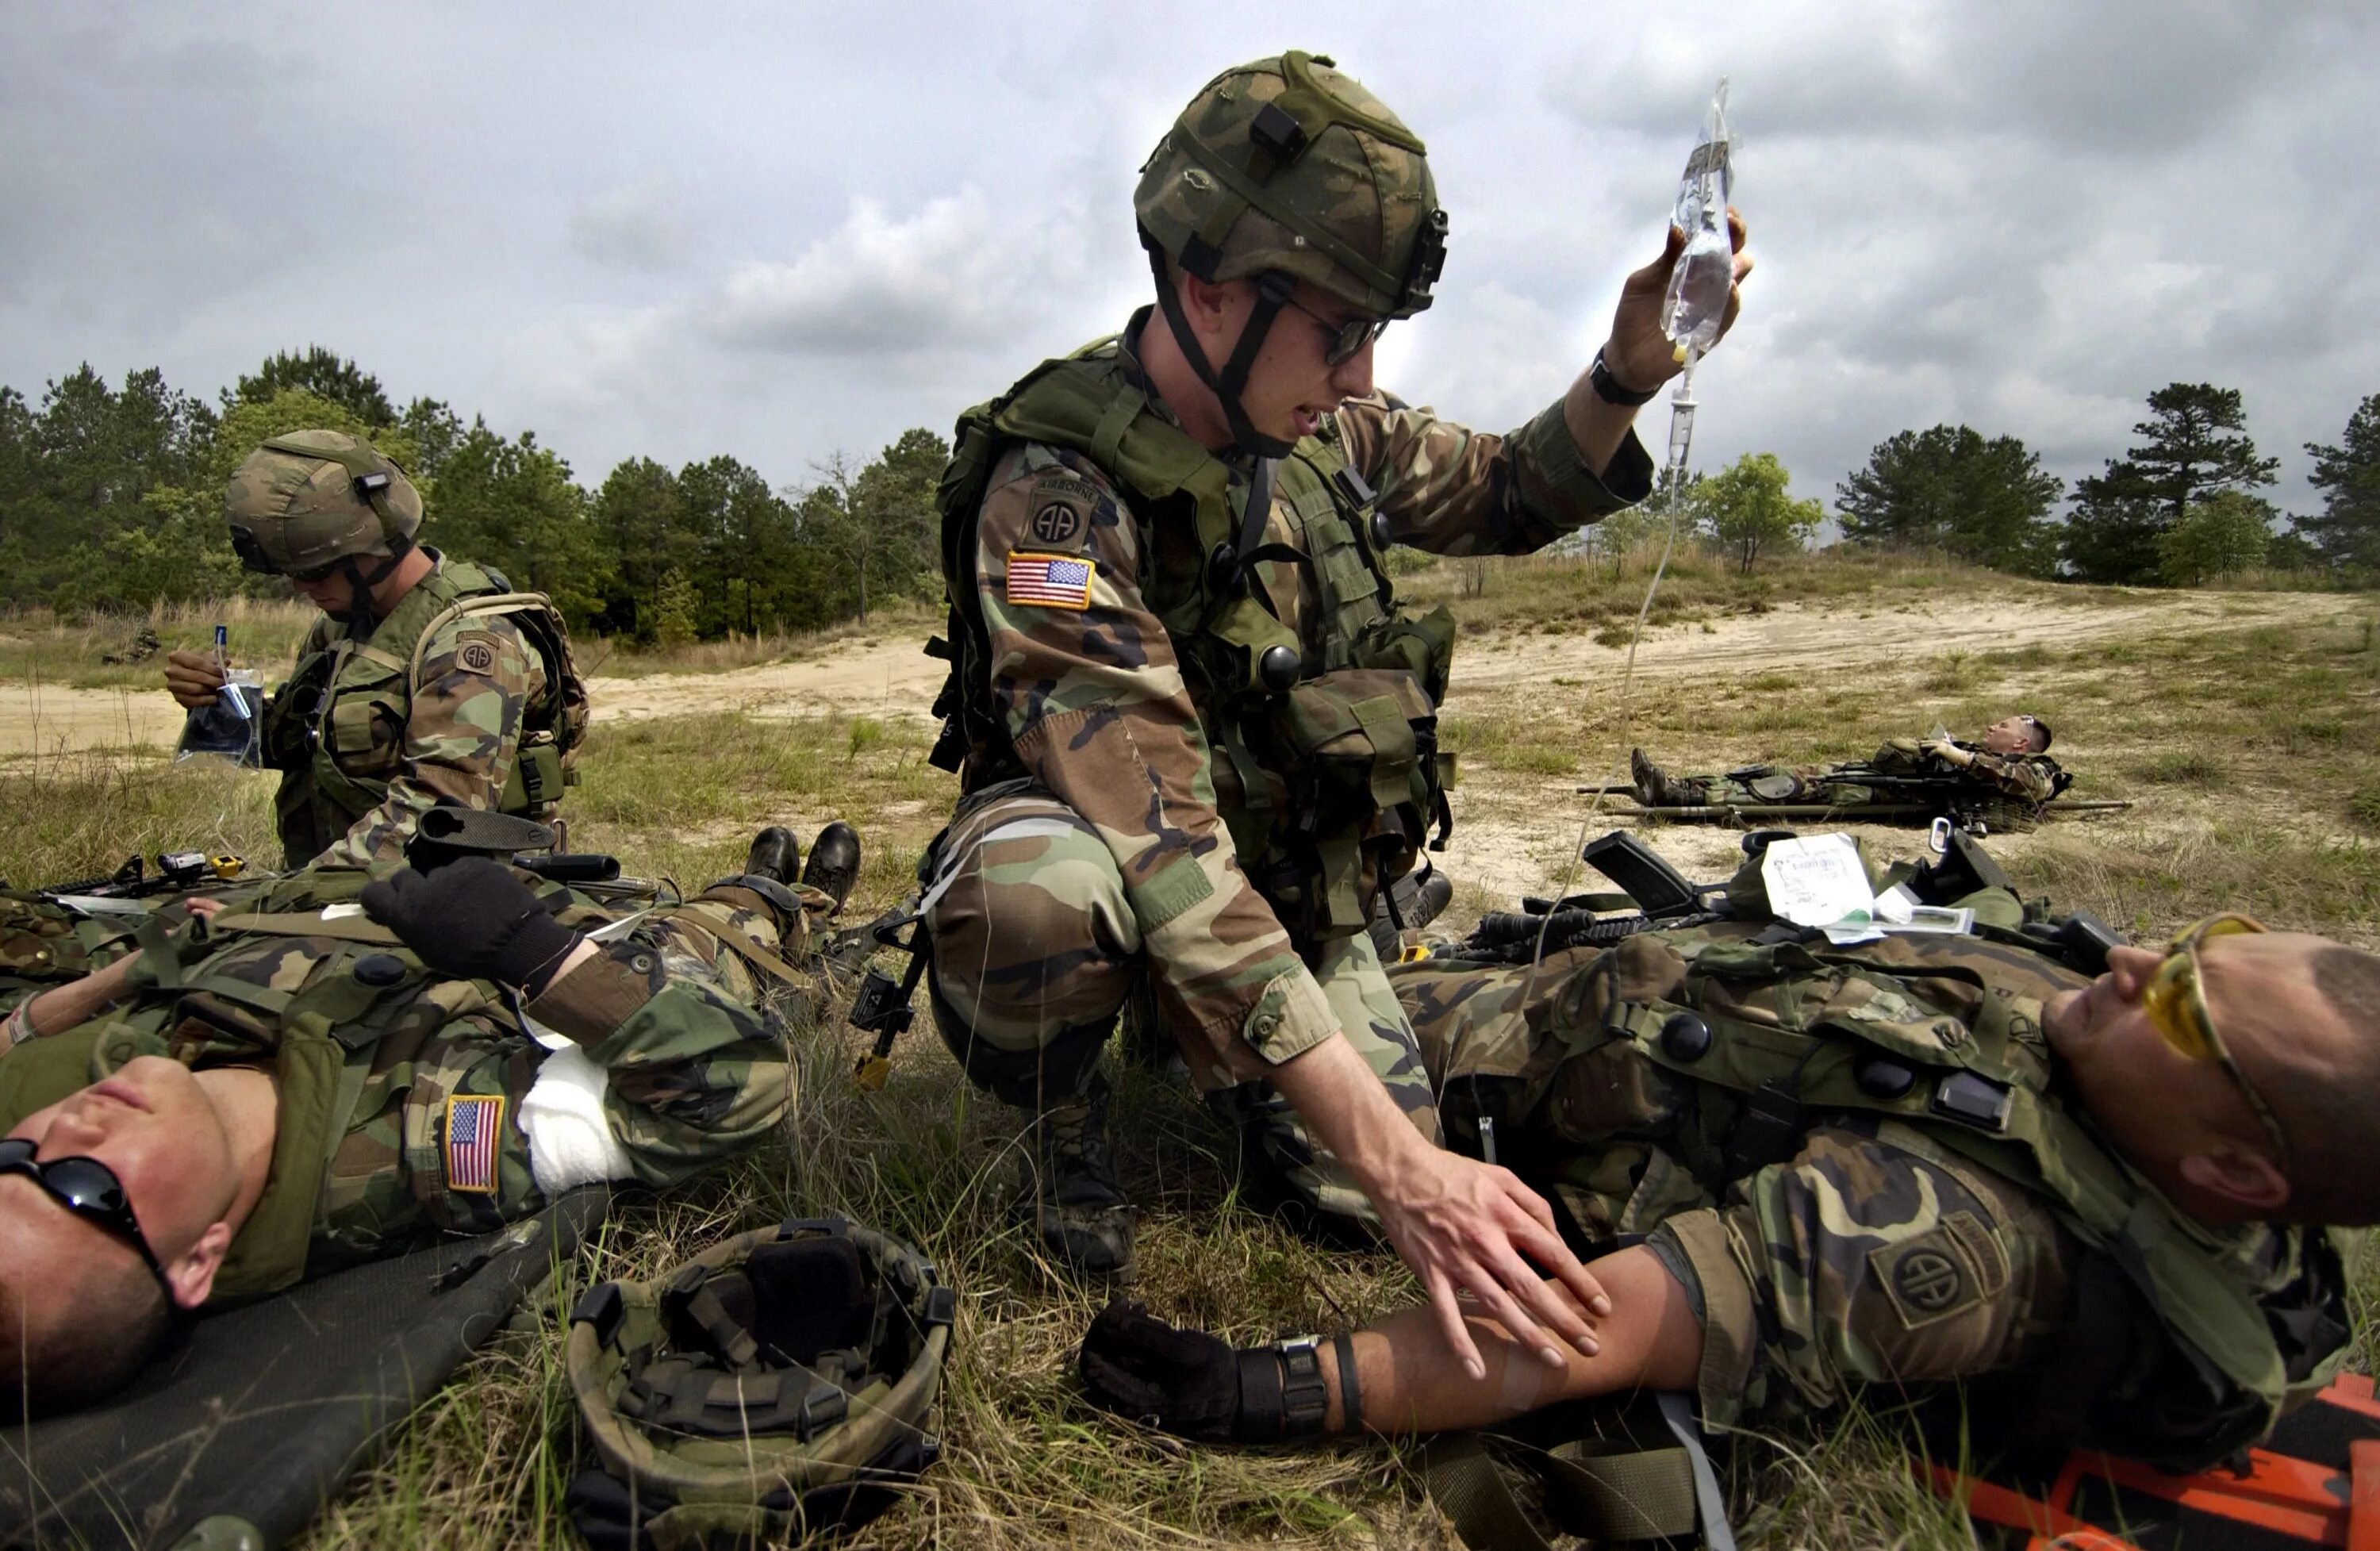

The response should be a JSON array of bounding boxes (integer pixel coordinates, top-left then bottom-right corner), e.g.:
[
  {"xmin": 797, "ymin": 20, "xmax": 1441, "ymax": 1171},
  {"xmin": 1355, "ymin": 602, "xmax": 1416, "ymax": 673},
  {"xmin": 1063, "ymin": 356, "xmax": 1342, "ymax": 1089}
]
[
  {"xmin": 1322, "ymin": 1246, "xmax": 1699, "ymax": 1432},
  {"xmin": 317, "ymin": 614, "xmax": 543, "ymax": 867}
]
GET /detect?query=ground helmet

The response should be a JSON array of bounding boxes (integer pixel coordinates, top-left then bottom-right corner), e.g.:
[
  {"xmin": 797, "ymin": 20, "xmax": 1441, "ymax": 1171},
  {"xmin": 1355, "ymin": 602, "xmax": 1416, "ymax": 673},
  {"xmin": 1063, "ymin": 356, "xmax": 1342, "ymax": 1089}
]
[
  {"xmin": 224, "ymin": 429, "xmax": 423, "ymax": 631},
  {"xmin": 1133, "ymin": 50, "xmax": 1449, "ymax": 456},
  {"xmin": 564, "ymin": 1216, "xmax": 955, "ymax": 1549}
]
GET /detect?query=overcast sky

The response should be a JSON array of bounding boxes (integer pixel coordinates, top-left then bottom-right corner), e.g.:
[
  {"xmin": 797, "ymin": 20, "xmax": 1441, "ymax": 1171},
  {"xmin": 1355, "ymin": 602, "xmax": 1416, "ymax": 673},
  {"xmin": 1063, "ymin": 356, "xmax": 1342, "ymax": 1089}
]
[{"xmin": 3, "ymin": 0, "xmax": 2373, "ymax": 518}]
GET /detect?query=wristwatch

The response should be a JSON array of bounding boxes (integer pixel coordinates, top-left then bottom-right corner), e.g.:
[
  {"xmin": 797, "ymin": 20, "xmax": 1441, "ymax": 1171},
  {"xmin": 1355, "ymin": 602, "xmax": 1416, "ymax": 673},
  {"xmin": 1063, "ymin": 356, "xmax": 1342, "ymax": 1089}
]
[
  {"xmin": 1276, "ymin": 1337, "xmax": 1330, "ymax": 1436},
  {"xmin": 1589, "ymin": 347, "xmax": 1659, "ymax": 407}
]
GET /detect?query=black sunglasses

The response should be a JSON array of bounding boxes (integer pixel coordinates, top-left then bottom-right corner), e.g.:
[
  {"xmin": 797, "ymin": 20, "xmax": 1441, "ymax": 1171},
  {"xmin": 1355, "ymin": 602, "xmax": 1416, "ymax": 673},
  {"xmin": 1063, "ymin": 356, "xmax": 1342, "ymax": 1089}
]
[
  {"xmin": 1278, "ymin": 293, "xmax": 1389, "ymax": 367},
  {"xmin": 0, "ymin": 1136, "xmax": 175, "ymax": 1303}
]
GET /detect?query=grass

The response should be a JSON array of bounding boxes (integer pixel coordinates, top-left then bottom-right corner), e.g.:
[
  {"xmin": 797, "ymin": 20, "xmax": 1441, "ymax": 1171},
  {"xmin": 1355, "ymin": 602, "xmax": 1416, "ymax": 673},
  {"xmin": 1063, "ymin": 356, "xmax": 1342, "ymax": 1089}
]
[
  {"xmin": 3, "ymin": 559, "xmax": 2378, "ymax": 1549},
  {"xmin": 1398, "ymin": 542, "xmax": 2017, "ymax": 638},
  {"xmin": 0, "ymin": 597, "xmax": 321, "ymax": 691}
]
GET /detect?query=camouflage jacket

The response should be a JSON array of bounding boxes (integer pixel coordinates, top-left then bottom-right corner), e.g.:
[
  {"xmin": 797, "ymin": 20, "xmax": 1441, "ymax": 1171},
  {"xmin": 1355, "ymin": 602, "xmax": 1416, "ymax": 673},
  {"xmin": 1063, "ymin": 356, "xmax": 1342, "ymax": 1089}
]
[
  {"xmin": 263, "ymin": 552, "xmax": 566, "ymax": 870},
  {"xmin": 942, "ymin": 313, "xmax": 1651, "ymax": 1078},
  {"xmin": 1869, "ymin": 735, "xmax": 2064, "ymax": 807},
  {"xmin": 0, "ymin": 876, "xmax": 825, "ymax": 1304},
  {"xmin": 1395, "ymin": 921, "xmax": 2353, "ymax": 1468}
]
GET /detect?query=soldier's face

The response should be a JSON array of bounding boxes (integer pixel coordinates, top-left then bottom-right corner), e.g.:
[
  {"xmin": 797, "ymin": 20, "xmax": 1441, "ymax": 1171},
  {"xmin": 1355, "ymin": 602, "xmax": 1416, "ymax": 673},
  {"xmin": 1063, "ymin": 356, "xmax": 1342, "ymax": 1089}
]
[
  {"xmin": 1203, "ymin": 278, "xmax": 1381, "ymax": 443},
  {"xmin": 2044, "ymin": 934, "xmax": 2320, "ymax": 1205},
  {"xmin": 1980, "ymin": 716, "xmax": 2035, "ymax": 755},
  {"xmin": 290, "ymin": 569, "xmax": 358, "ymax": 613},
  {"xmin": 0, "ymin": 1058, "xmax": 239, "ymax": 1300}
]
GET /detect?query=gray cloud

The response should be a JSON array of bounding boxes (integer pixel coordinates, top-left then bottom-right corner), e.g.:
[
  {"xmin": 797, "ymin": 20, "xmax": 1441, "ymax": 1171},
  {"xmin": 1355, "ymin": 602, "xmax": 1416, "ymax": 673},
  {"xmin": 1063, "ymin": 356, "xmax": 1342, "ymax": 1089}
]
[{"xmin": 0, "ymin": 0, "xmax": 2372, "ymax": 520}]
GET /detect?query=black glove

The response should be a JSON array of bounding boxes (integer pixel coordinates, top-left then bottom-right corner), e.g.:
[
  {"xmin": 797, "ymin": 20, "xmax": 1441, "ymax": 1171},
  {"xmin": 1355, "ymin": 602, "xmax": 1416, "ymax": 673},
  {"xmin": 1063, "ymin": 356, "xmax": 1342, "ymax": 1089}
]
[
  {"xmin": 361, "ymin": 857, "xmax": 582, "ymax": 995},
  {"xmin": 1077, "ymin": 1300, "xmax": 1242, "ymax": 1442}
]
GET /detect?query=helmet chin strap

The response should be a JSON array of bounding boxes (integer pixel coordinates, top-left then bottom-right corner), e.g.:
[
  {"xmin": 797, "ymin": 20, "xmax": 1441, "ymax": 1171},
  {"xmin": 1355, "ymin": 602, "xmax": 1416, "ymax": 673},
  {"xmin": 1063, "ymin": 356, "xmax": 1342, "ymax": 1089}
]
[
  {"xmin": 332, "ymin": 539, "xmax": 412, "ymax": 640},
  {"xmin": 1142, "ymin": 236, "xmax": 1299, "ymax": 460}
]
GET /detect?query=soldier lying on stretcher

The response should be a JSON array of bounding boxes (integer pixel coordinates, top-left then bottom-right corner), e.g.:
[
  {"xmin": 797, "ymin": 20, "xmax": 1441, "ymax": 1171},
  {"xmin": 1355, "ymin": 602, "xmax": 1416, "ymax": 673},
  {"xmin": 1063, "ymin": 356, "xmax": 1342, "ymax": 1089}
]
[
  {"xmin": 1080, "ymin": 844, "xmax": 2374, "ymax": 1476},
  {"xmin": 1630, "ymin": 712, "xmax": 2063, "ymax": 812},
  {"xmin": 0, "ymin": 823, "xmax": 859, "ymax": 1418}
]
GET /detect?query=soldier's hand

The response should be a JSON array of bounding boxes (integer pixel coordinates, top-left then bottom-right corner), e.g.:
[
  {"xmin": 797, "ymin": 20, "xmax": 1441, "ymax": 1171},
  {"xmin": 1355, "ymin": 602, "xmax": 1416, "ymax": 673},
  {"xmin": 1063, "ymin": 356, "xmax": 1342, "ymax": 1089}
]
[
  {"xmin": 362, "ymin": 856, "xmax": 582, "ymax": 995},
  {"xmin": 163, "ymin": 650, "xmax": 227, "ymax": 708},
  {"xmin": 1600, "ymin": 208, "xmax": 1752, "ymax": 394},
  {"xmin": 1369, "ymin": 1144, "xmax": 1610, "ymax": 1381}
]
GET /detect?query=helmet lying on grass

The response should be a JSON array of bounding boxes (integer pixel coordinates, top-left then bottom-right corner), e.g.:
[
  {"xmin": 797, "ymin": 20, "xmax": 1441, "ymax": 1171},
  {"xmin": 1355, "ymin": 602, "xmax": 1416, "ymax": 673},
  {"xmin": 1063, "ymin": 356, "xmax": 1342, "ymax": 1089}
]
[{"xmin": 565, "ymin": 1215, "xmax": 955, "ymax": 1548}]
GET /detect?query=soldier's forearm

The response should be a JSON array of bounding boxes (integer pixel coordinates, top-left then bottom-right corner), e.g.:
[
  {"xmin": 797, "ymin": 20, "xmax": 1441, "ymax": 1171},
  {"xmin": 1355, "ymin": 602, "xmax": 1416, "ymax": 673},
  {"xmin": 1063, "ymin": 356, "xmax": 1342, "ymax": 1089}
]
[
  {"xmin": 1331, "ymin": 1248, "xmax": 1703, "ymax": 1434},
  {"xmin": 3, "ymin": 954, "xmax": 144, "ymax": 1050},
  {"xmin": 1267, "ymin": 1031, "xmax": 1434, "ymax": 1195}
]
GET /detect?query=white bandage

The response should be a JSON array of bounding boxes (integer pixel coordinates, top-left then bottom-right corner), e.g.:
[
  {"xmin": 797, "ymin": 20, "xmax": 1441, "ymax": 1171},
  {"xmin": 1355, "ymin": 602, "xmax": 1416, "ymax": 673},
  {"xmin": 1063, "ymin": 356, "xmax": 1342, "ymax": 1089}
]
[{"xmin": 517, "ymin": 1040, "xmax": 638, "ymax": 1195}]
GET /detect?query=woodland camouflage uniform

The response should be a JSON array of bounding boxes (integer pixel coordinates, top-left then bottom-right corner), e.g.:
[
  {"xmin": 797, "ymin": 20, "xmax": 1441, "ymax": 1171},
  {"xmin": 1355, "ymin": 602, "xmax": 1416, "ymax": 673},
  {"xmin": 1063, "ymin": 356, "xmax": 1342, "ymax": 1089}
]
[
  {"xmin": 1664, "ymin": 736, "xmax": 2064, "ymax": 813},
  {"xmin": 923, "ymin": 52, "xmax": 1653, "ymax": 1230},
  {"xmin": 1390, "ymin": 894, "xmax": 2353, "ymax": 1465},
  {"xmin": 0, "ymin": 871, "xmax": 841, "ymax": 1302},
  {"xmin": 226, "ymin": 432, "xmax": 586, "ymax": 870}
]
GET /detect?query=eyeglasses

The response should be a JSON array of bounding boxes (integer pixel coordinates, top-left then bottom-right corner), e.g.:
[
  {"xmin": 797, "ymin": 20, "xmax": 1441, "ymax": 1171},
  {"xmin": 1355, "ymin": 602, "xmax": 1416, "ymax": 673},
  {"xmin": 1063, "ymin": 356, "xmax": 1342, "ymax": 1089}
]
[
  {"xmin": 228, "ymin": 525, "xmax": 345, "ymax": 584},
  {"xmin": 2137, "ymin": 914, "xmax": 2291, "ymax": 1173},
  {"xmin": 1278, "ymin": 293, "xmax": 1389, "ymax": 367},
  {"xmin": 0, "ymin": 1136, "xmax": 175, "ymax": 1303}
]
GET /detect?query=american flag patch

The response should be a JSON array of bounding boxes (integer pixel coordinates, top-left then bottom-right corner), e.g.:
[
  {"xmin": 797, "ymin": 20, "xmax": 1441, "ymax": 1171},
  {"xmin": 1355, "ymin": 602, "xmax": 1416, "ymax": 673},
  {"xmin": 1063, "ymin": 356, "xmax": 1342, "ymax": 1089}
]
[
  {"xmin": 1004, "ymin": 551, "xmax": 1095, "ymax": 610},
  {"xmin": 444, "ymin": 1093, "xmax": 504, "ymax": 1195}
]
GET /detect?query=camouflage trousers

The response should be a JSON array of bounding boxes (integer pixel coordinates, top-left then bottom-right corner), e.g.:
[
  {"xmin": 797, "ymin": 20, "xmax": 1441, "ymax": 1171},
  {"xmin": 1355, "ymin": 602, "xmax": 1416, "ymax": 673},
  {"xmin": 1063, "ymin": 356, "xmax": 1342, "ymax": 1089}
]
[{"xmin": 920, "ymin": 780, "xmax": 1440, "ymax": 1227}]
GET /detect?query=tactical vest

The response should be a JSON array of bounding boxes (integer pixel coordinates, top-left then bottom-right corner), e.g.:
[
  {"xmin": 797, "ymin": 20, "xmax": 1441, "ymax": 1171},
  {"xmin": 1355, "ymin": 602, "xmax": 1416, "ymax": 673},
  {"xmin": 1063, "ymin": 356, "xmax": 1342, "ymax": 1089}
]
[
  {"xmin": 1443, "ymin": 919, "xmax": 2352, "ymax": 1472},
  {"xmin": 262, "ymin": 558, "xmax": 589, "ymax": 866},
  {"xmin": 930, "ymin": 336, "xmax": 1457, "ymax": 941}
]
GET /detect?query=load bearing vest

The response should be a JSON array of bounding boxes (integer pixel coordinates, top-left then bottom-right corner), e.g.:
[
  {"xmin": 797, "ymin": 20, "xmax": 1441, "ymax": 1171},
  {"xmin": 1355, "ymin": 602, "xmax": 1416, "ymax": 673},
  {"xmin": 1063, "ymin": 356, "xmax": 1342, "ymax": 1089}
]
[
  {"xmin": 930, "ymin": 335, "xmax": 1457, "ymax": 939},
  {"xmin": 1523, "ymin": 925, "xmax": 2351, "ymax": 1468},
  {"xmin": 263, "ymin": 560, "xmax": 589, "ymax": 847}
]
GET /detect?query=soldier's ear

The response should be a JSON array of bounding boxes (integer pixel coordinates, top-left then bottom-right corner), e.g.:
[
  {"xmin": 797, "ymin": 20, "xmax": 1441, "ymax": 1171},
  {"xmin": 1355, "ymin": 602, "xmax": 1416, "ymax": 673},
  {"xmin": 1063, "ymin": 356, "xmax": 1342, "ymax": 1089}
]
[
  {"xmin": 163, "ymin": 1219, "xmax": 234, "ymax": 1311},
  {"xmin": 2177, "ymin": 1147, "xmax": 2290, "ymax": 1217}
]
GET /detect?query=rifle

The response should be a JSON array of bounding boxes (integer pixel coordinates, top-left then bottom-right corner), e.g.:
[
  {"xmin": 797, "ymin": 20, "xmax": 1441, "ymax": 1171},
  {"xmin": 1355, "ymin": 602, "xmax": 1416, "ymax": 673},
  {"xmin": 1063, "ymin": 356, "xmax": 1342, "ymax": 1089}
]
[{"xmin": 38, "ymin": 850, "xmax": 247, "ymax": 901}]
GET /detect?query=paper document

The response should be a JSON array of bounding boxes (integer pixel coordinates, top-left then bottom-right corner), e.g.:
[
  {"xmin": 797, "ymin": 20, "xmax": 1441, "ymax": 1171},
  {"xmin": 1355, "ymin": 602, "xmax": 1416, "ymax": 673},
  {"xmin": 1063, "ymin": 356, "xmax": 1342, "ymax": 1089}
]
[{"xmin": 1760, "ymin": 833, "xmax": 1875, "ymax": 928}]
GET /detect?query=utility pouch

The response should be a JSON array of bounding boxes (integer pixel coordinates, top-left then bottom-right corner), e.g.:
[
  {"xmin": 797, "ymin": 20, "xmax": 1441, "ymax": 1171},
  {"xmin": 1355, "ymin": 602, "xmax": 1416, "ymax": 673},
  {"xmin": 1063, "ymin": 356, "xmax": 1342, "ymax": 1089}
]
[
  {"xmin": 503, "ymin": 739, "xmax": 566, "ymax": 813},
  {"xmin": 326, "ymin": 689, "xmax": 405, "ymax": 776}
]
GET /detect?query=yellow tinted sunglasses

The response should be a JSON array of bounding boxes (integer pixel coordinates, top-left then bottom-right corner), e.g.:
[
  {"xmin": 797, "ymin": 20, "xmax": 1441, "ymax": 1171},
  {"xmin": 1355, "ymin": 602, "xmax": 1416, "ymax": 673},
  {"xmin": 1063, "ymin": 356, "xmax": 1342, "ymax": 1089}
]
[{"xmin": 2138, "ymin": 913, "xmax": 2290, "ymax": 1171}]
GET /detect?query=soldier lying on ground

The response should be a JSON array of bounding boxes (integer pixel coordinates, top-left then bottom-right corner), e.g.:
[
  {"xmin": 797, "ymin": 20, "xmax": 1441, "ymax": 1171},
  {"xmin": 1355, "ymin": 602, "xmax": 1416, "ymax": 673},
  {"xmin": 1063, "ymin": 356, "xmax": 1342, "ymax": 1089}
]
[
  {"xmin": 0, "ymin": 822, "xmax": 861, "ymax": 1418},
  {"xmin": 1080, "ymin": 850, "xmax": 2373, "ymax": 1474},
  {"xmin": 163, "ymin": 431, "xmax": 588, "ymax": 870},
  {"xmin": 1631, "ymin": 713, "xmax": 2062, "ymax": 814}
]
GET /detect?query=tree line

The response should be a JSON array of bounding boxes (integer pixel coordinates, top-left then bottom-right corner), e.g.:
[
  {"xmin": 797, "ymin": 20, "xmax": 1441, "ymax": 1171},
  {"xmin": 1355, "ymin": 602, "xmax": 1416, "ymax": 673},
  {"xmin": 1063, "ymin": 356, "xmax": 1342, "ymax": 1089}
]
[
  {"xmin": 4, "ymin": 350, "xmax": 2374, "ymax": 612},
  {"xmin": 0, "ymin": 347, "xmax": 947, "ymax": 639},
  {"xmin": 1595, "ymin": 380, "xmax": 2379, "ymax": 583}
]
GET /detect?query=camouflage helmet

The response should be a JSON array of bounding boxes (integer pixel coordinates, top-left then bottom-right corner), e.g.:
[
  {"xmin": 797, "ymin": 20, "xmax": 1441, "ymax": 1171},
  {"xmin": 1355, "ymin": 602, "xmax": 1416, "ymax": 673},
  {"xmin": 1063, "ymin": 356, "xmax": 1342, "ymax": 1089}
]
[
  {"xmin": 1134, "ymin": 50, "xmax": 1448, "ymax": 321},
  {"xmin": 224, "ymin": 429, "xmax": 422, "ymax": 578},
  {"xmin": 564, "ymin": 1216, "xmax": 954, "ymax": 1548}
]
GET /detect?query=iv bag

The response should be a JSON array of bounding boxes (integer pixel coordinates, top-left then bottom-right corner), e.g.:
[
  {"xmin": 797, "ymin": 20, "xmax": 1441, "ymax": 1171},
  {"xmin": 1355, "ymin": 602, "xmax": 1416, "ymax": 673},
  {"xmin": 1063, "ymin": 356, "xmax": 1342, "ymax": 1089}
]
[{"xmin": 1660, "ymin": 79, "xmax": 1734, "ymax": 359}]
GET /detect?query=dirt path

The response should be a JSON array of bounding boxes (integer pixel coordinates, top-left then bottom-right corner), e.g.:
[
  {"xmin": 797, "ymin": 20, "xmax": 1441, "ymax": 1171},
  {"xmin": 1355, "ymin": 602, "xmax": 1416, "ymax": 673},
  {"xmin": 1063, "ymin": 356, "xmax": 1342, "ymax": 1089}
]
[
  {"xmin": 1, "ymin": 586, "xmax": 2357, "ymax": 759},
  {"xmin": 1453, "ymin": 587, "xmax": 2360, "ymax": 689}
]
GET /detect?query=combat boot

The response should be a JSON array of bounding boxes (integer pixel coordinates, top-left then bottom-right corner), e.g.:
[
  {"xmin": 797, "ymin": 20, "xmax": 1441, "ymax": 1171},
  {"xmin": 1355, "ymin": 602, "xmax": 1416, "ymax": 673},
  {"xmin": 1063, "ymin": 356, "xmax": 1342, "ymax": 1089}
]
[
  {"xmin": 1017, "ymin": 1071, "xmax": 1134, "ymax": 1279},
  {"xmin": 1368, "ymin": 862, "xmax": 1455, "ymax": 961},
  {"xmin": 745, "ymin": 826, "xmax": 801, "ymax": 885},
  {"xmin": 800, "ymin": 821, "xmax": 862, "ymax": 912},
  {"xmin": 1630, "ymin": 748, "xmax": 1699, "ymax": 807}
]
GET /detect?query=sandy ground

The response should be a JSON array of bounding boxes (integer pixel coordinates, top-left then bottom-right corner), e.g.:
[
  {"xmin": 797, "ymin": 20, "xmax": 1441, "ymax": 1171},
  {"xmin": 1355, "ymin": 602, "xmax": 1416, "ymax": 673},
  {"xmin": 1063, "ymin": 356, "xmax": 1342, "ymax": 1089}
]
[{"xmin": 10, "ymin": 586, "xmax": 2349, "ymax": 761}]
